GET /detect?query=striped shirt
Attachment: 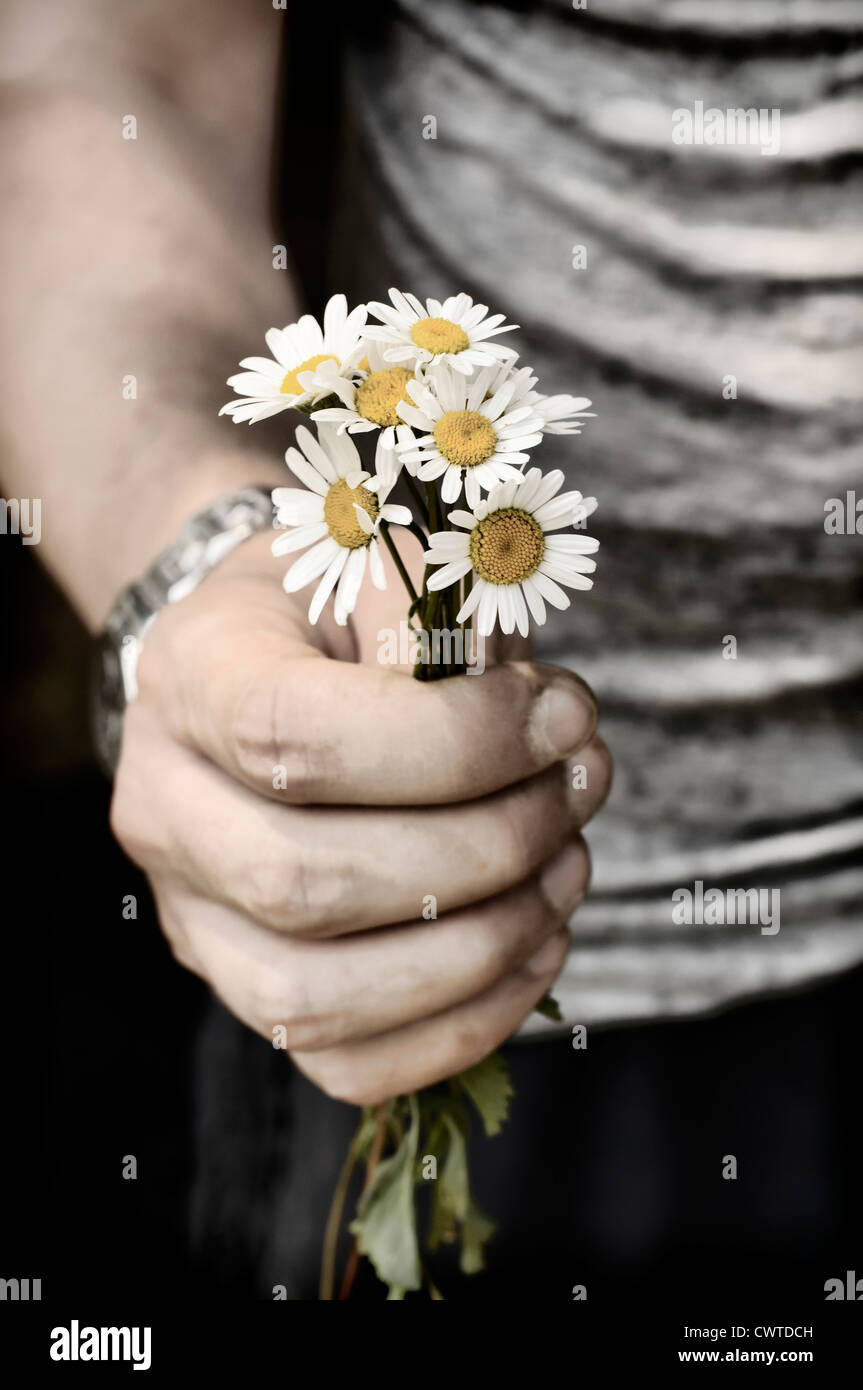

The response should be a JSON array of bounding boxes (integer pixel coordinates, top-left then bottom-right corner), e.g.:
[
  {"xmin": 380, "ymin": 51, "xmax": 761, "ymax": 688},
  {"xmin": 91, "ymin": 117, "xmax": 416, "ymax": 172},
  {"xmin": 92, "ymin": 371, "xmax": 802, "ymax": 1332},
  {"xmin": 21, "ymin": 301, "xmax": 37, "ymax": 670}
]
[{"xmin": 322, "ymin": 0, "xmax": 863, "ymax": 1027}]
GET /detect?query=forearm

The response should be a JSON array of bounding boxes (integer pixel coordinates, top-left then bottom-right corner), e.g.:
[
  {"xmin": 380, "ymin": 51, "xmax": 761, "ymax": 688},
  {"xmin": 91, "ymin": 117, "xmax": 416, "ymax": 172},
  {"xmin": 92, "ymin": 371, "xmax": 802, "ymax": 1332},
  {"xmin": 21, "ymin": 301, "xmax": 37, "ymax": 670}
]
[{"xmin": 0, "ymin": 3, "xmax": 293, "ymax": 629}]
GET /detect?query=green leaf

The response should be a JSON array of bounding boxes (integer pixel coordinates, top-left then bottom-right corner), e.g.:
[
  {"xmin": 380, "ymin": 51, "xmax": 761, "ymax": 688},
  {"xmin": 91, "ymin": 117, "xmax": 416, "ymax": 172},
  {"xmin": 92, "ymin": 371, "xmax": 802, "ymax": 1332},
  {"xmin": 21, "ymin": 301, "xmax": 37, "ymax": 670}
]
[
  {"xmin": 457, "ymin": 1053, "xmax": 514, "ymax": 1138},
  {"xmin": 428, "ymin": 1110, "xmax": 470, "ymax": 1251},
  {"xmin": 440, "ymin": 1113, "xmax": 470, "ymax": 1221},
  {"xmin": 534, "ymin": 992, "xmax": 563, "ymax": 1022},
  {"xmin": 460, "ymin": 1198, "xmax": 496, "ymax": 1276},
  {"xmin": 349, "ymin": 1096, "xmax": 422, "ymax": 1293}
]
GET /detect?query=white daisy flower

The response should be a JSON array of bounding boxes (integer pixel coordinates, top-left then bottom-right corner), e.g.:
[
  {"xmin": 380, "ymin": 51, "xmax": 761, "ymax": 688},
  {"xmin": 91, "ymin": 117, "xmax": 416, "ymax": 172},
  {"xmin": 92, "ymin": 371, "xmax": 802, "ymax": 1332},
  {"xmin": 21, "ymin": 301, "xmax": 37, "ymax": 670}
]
[
  {"xmin": 364, "ymin": 289, "xmax": 518, "ymax": 376},
  {"xmin": 395, "ymin": 362, "xmax": 545, "ymax": 508},
  {"xmin": 271, "ymin": 424, "xmax": 411, "ymax": 626},
  {"xmin": 220, "ymin": 294, "xmax": 367, "ymax": 425},
  {"xmin": 309, "ymin": 341, "xmax": 419, "ymax": 449},
  {"xmin": 530, "ymin": 393, "xmax": 596, "ymax": 436},
  {"xmin": 471, "ymin": 362, "xmax": 596, "ymax": 437},
  {"xmin": 423, "ymin": 467, "xmax": 599, "ymax": 639}
]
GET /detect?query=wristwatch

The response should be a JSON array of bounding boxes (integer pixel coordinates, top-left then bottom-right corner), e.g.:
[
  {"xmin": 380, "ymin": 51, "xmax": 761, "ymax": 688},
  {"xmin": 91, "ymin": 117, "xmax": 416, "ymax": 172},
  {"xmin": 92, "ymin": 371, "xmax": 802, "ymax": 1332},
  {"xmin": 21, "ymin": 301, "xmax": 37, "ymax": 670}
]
[{"xmin": 92, "ymin": 484, "xmax": 275, "ymax": 776}]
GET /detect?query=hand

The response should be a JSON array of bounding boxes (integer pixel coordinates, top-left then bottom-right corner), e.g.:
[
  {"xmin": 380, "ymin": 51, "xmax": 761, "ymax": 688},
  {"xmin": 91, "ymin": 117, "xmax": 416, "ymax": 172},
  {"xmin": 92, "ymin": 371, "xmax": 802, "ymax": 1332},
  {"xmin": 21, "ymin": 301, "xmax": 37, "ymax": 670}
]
[{"xmin": 110, "ymin": 528, "xmax": 612, "ymax": 1105}]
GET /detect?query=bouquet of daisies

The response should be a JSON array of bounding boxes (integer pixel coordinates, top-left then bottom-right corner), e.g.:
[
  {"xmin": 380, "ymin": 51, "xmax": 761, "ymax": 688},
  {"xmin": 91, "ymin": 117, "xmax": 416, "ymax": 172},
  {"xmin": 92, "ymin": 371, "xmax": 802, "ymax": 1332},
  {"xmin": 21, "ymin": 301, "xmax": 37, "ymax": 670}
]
[{"xmin": 221, "ymin": 289, "xmax": 598, "ymax": 1298}]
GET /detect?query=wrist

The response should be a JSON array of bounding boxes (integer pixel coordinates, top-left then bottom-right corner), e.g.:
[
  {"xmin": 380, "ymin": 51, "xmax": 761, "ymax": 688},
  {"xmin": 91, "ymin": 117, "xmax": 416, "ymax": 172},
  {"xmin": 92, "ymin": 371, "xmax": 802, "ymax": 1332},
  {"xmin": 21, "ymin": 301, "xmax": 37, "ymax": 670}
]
[
  {"xmin": 92, "ymin": 479, "xmax": 278, "ymax": 775},
  {"xmin": 87, "ymin": 446, "xmax": 285, "ymax": 632}
]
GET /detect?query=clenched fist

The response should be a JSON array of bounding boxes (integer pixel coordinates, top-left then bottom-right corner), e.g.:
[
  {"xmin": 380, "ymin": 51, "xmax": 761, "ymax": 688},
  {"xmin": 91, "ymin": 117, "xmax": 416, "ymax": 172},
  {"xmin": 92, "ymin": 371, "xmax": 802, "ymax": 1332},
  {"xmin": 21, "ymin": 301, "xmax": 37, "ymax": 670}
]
[{"xmin": 111, "ymin": 528, "xmax": 611, "ymax": 1105}]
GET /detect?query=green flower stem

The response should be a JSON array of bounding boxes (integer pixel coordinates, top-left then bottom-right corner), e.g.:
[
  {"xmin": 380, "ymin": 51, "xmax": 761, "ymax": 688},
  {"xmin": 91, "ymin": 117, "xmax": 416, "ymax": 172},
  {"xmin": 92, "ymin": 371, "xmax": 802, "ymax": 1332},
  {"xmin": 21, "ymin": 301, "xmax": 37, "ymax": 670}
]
[
  {"xmin": 406, "ymin": 519, "xmax": 430, "ymax": 553},
  {"xmin": 319, "ymin": 1117, "xmax": 370, "ymax": 1301},
  {"xmin": 379, "ymin": 523, "xmax": 418, "ymax": 607},
  {"xmin": 403, "ymin": 471, "xmax": 430, "ymax": 530},
  {"xmin": 338, "ymin": 1102, "xmax": 391, "ymax": 1300}
]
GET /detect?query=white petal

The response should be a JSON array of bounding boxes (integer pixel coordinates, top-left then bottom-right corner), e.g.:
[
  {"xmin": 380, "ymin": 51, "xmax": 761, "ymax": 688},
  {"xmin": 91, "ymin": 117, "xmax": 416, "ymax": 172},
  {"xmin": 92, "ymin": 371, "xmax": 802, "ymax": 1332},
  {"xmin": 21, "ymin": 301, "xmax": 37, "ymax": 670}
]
[
  {"xmin": 544, "ymin": 534, "xmax": 600, "ymax": 554},
  {"xmin": 477, "ymin": 583, "xmax": 500, "ymax": 637},
  {"xmin": 272, "ymin": 485, "xmax": 321, "ymax": 510},
  {"xmin": 271, "ymin": 521, "xmax": 328, "ymax": 556},
  {"xmin": 293, "ymin": 424, "xmax": 340, "ymax": 484},
  {"xmin": 479, "ymin": 380, "xmax": 516, "ymax": 421},
  {"xmin": 446, "ymin": 509, "xmax": 479, "ymax": 531},
  {"xmin": 380, "ymin": 503, "xmax": 412, "ymax": 526},
  {"xmin": 264, "ymin": 327, "xmax": 295, "ymax": 367},
  {"xmin": 389, "ymin": 288, "xmax": 422, "ymax": 322},
  {"xmin": 533, "ymin": 495, "xmax": 590, "ymax": 529},
  {"xmin": 498, "ymin": 585, "xmax": 516, "ymax": 635},
  {"xmin": 418, "ymin": 455, "xmax": 450, "ymax": 481},
  {"xmin": 274, "ymin": 494, "xmax": 325, "ymax": 526},
  {"xmin": 238, "ymin": 357, "xmax": 283, "ymax": 378},
  {"xmin": 397, "ymin": 402, "xmax": 435, "ymax": 432},
  {"xmin": 227, "ymin": 372, "xmax": 280, "ymax": 396},
  {"xmin": 425, "ymin": 533, "xmax": 470, "ymax": 557},
  {"xmin": 334, "ymin": 546, "xmax": 368, "ymax": 624},
  {"xmin": 464, "ymin": 469, "xmax": 481, "ymax": 510},
  {"xmin": 456, "ymin": 579, "xmax": 485, "ymax": 624},
  {"xmin": 539, "ymin": 562, "xmax": 594, "ymax": 590},
  {"xmin": 523, "ymin": 470, "xmax": 565, "ymax": 514},
  {"xmin": 308, "ymin": 548, "xmax": 349, "ymax": 624},
  {"xmin": 368, "ymin": 537, "xmax": 387, "ymax": 590},
  {"xmin": 285, "ymin": 445, "xmax": 328, "ymax": 495},
  {"xmin": 530, "ymin": 570, "xmax": 571, "ymax": 609},
  {"xmin": 511, "ymin": 585, "xmax": 530, "ymax": 638},
  {"xmin": 521, "ymin": 576, "xmax": 547, "ymax": 626},
  {"xmin": 282, "ymin": 537, "xmax": 340, "ymax": 592},
  {"xmin": 426, "ymin": 556, "xmax": 473, "ymax": 591},
  {"xmin": 514, "ymin": 468, "xmax": 548, "ymax": 511},
  {"xmin": 441, "ymin": 466, "xmax": 463, "ymax": 504},
  {"xmin": 322, "ymin": 293, "xmax": 347, "ymax": 344}
]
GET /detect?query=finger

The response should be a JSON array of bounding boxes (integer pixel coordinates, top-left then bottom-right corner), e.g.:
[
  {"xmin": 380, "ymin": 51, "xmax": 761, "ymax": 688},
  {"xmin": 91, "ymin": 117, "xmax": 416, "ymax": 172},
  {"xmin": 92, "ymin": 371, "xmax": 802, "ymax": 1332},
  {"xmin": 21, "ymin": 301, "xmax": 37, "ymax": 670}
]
[
  {"xmin": 290, "ymin": 930, "xmax": 572, "ymax": 1106},
  {"xmin": 137, "ymin": 592, "xmax": 598, "ymax": 805},
  {"xmin": 152, "ymin": 838, "xmax": 589, "ymax": 1051},
  {"xmin": 567, "ymin": 733, "xmax": 613, "ymax": 821},
  {"xmin": 119, "ymin": 719, "xmax": 608, "ymax": 935}
]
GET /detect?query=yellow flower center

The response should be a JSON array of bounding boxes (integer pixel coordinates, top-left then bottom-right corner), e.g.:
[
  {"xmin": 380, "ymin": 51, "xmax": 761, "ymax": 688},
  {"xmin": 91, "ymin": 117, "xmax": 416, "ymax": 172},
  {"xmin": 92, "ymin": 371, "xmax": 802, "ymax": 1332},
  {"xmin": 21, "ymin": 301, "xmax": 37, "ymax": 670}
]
[
  {"xmin": 410, "ymin": 317, "xmax": 470, "ymax": 356},
  {"xmin": 433, "ymin": 410, "xmax": 498, "ymax": 468},
  {"xmin": 469, "ymin": 507, "xmax": 545, "ymax": 585},
  {"xmin": 355, "ymin": 367, "xmax": 413, "ymax": 427},
  {"xmin": 280, "ymin": 353, "xmax": 338, "ymax": 396},
  {"xmin": 323, "ymin": 478, "xmax": 379, "ymax": 549}
]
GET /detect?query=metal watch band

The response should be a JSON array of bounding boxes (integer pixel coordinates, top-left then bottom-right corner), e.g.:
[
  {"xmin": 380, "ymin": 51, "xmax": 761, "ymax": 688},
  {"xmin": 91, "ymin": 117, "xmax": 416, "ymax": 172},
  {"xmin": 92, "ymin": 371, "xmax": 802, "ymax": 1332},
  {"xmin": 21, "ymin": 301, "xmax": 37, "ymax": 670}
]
[{"xmin": 92, "ymin": 484, "xmax": 275, "ymax": 777}]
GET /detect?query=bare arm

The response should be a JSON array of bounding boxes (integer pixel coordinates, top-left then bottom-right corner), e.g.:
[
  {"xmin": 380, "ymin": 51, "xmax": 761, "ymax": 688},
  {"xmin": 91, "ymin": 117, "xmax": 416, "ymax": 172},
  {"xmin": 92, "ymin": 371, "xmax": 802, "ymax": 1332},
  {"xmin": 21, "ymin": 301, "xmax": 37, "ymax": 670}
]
[{"xmin": 0, "ymin": 0, "xmax": 291, "ymax": 627}]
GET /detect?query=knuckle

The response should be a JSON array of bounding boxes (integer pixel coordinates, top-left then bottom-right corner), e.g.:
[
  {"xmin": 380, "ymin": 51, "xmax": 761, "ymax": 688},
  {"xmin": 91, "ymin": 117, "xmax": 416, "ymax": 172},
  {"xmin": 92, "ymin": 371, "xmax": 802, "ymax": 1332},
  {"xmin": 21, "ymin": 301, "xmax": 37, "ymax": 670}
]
[
  {"xmin": 230, "ymin": 676, "xmax": 316, "ymax": 800},
  {"xmin": 473, "ymin": 908, "xmax": 533, "ymax": 979},
  {"xmin": 244, "ymin": 849, "xmax": 309, "ymax": 930},
  {"xmin": 165, "ymin": 931, "xmax": 201, "ymax": 978},
  {"xmin": 109, "ymin": 776, "xmax": 155, "ymax": 866},
  {"xmin": 451, "ymin": 1018, "xmax": 493, "ymax": 1066},
  {"xmin": 495, "ymin": 787, "xmax": 534, "ymax": 887},
  {"xmin": 249, "ymin": 970, "xmax": 323, "ymax": 1051},
  {"xmin": 243, "ymin": 844, "xmax": 347, "ymax": 936}
]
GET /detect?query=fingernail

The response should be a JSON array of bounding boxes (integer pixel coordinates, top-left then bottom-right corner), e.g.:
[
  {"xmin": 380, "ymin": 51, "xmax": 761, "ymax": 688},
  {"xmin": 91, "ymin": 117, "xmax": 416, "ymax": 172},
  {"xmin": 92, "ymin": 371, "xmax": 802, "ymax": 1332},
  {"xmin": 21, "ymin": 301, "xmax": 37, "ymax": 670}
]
[
  {"xmin": 540, "ymin": 841, "xmax": 587, "ymax": 917},
  {"xmin": 525, "ymin": 932, "xmax": 567, "ymax": 978},
  {"xmin": 530, "ymin": 679, "xmax": 597, "ymax": 761}
]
